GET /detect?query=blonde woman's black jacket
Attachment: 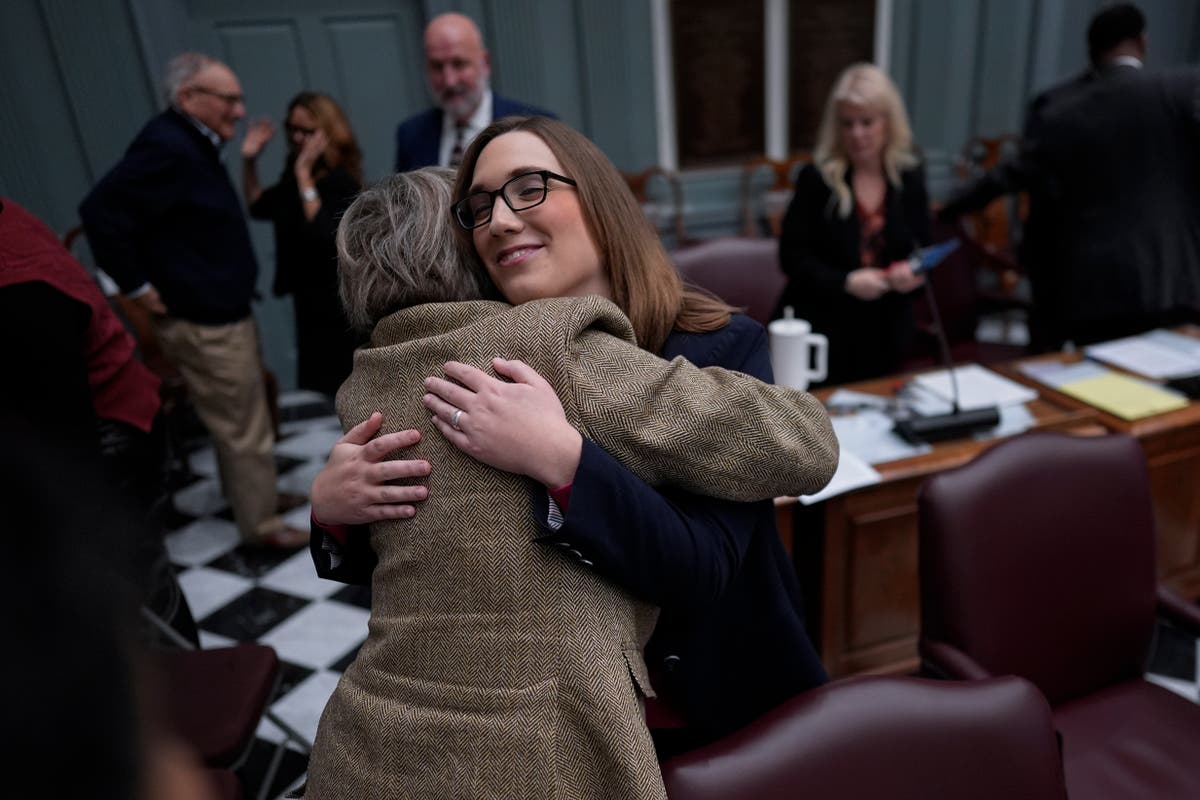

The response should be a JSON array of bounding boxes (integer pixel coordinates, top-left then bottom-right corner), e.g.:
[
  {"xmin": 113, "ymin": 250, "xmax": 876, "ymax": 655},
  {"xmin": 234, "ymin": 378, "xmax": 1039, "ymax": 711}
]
[{"xmin": 777, "ymin": 162, "xmax": 932, "ymax": 386}]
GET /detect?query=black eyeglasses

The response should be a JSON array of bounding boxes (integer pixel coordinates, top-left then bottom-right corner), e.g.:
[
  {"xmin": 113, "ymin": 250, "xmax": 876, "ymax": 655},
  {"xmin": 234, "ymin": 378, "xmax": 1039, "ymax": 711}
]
[
  {"xmin": 285, "ymin": 123, "xmax": 317, "ymax": 137},
  {"xmin": 188, "ymin": 85, "xmax": 244, "ymax": 106},
  {"xmin": 453, "ymin": 170, "xmax": 577, "ymax": 230}
]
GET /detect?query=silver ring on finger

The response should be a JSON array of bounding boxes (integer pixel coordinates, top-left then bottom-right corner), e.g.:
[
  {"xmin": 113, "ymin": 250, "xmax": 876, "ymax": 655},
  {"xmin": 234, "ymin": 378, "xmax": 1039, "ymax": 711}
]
[{"xmin": 451, "ymin": 408, "xmax": 464, "ymax": 431}]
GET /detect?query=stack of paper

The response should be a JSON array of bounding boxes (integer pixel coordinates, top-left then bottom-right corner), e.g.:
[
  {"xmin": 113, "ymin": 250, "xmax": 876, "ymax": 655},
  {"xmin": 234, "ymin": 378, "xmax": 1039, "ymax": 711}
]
[
  {"xmin": 1084, "ymin": 329, "xmax": 1200, "ymax": 379},
  {"xmin": 1019, "ymin": 359, "xmax": 1188, "ymax": 420},
  {"xmin": 1056, "ymin": 372, "xmax": 1188, "ymax": 420},
  {"xmin": 909, "ymin": 364, "xmax": 1039, "ymax": 410}
]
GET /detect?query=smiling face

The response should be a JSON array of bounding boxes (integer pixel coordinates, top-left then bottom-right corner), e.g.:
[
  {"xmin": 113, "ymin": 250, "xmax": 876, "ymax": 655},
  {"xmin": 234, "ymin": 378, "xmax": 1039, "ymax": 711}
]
[
  {"xmin": 177, "ymin": 62, "xmax": 245, "ymax": 142},
  {"xmin": 424, "ymin": 14, "xmax": 490, "ymax": 123},
  {"xmin": 836, "ymin": 100, "xmax": 887, "ymax": 170},
  {"xmin": 469, "ymin": 131, "xmax": 609, "ymax": 305}
]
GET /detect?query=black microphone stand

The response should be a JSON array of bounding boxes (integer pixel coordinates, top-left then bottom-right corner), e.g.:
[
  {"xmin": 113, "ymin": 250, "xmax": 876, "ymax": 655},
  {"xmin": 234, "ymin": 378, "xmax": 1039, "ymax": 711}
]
[{"xmin": 893, "ymin": 279, "xmax": 1000, "ymax": 444}]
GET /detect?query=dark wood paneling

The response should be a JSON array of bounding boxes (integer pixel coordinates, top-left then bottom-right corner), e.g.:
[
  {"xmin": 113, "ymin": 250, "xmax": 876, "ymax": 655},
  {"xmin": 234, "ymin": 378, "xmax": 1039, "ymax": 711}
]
[
  {"xmin": 787, "ymin": 0, "xmax": 875, "ymax": 151},
  {"xmin": 670, "ymin": 0, "xmax": 764, "ymax": 167}
]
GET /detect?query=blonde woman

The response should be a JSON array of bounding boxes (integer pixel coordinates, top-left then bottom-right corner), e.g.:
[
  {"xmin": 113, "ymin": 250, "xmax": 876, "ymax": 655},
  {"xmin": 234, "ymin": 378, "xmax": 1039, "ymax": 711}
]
[
  {"xmin": 241, "ymin": 91, "xmax": 364, "ymax": 396},
  {"xmin": 776, "ymin": 62, "xmax": 932, "ymax": 385}
]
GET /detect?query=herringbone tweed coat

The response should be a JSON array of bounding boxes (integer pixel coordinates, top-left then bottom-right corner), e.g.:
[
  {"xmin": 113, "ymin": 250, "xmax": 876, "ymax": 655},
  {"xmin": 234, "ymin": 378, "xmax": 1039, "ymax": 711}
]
[{"xmin": 303, "ymin": 297, "xmax": 837, "ymax": 799}]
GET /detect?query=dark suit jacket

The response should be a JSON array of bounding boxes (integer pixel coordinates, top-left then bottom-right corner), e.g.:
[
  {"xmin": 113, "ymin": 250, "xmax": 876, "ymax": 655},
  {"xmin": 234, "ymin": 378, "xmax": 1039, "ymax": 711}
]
[
  {"xmin": 777, "ymin": 163, "xmax": 932, "ymax": 385},
  {"xmin": 310, "ymin": 314, "xmax": 829, "ymax": 751},
  {"xmin": 945, "ymin": 65, "xmax": 1200, "ymax": 344},
  {"xmin": 939, "ymin": 69, "xmax": 1093, "ymax": 349},
  {"xmin": 79, "ymin": 109, "xmax": 258, "ymax": 325},
  {"xmin": 393, "ymin": 92, "xmax": 555, "ymax": 172},
  {"xmin": 1018, "ymin": 64, "xmax": 1200, "ymax": 341},
  {"xmin": 939, "ymin": 69, "xmax": 1094, "ymax": 221}
]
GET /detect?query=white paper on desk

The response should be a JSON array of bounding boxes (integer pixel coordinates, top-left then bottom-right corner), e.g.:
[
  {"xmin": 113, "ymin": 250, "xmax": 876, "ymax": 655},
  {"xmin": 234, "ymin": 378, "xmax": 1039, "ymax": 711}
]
[
  {"xmin": 1019, "ymin": 359, "xmax": 1109, "ymax": 389},
  {"xmin": 798, "ymin": 448, "xmax": 881, "ymax": 506},
  {"xmin": 911, "ymin": 364, "xmax": 1038, "ymax": 410},
  {"xmin": 832, "ymin": 410, "xmax": 932, "ymax": 464},
  {"xmin": 1085, "ymin": 329, "xmax": 1200, "ymax": 379},
  {"xmin": 825, "ymin": 389, "xmax": 892, "ymax": 413}
]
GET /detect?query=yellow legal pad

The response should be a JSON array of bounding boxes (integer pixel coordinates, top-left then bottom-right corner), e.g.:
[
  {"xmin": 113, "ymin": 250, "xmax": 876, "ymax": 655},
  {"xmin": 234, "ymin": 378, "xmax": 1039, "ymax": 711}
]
[{"xmin": 1058, "ymin": 373, "xmax": 1189, "ymax": 420}]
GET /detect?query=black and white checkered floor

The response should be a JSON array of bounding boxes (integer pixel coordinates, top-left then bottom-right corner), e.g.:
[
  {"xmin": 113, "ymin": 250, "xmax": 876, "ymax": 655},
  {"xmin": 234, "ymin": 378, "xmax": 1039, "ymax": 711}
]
[{"xmin": 168, "ymin": 391, "xmax": 1200, "ymax": 799}]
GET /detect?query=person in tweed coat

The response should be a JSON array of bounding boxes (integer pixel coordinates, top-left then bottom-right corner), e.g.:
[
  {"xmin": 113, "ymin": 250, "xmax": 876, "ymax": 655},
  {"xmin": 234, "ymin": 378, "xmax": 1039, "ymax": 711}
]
[
  {"xmin": 312, "ymin": 117, "xmax": 837, "ymax": 757},
  {"xmin": 300, "ymin": 168, "xmax": 836, "ymax": 799}
]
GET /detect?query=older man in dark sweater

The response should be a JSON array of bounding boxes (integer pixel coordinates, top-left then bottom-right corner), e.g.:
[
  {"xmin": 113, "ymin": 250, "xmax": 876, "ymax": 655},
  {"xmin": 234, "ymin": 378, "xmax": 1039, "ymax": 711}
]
[{"xmin": 81, "ymin": 52, "xmax": 305, "ymax": 548}]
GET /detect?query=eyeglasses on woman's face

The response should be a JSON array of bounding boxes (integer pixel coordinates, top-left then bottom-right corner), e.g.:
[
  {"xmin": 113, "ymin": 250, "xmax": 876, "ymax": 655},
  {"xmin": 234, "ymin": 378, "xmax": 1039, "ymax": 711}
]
[
  {"xmin": 453, "ymin": 170, "xmax": 577, "ymax": 230},
  {"xmin": 285, "ymin": 123, "xmax": 317, "ymax": 137}
]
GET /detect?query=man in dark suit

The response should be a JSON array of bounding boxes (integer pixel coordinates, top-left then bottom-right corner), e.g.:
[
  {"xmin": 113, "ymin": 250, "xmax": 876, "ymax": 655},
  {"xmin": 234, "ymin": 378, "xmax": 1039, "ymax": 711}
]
[
  {"xmin": 80, "ymin": 53, "xmax": 307, "ymax": 549},
  {"xmin": 941, "ymin": 4, "xmax": 1200, "ymax": 348},
  {"xmin": 393, "ymin": 12, "xmax": 553, "ymax": 172}
]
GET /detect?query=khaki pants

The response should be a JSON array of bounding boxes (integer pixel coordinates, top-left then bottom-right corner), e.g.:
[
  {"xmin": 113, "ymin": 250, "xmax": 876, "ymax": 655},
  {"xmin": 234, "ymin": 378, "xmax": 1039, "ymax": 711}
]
[{"xmin": 154, "ymin": 316, "xmax": 285, "ymax": 541}]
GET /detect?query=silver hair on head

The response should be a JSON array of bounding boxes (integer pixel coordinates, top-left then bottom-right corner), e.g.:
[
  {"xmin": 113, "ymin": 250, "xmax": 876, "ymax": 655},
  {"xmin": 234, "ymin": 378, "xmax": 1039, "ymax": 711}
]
[
  {"xmin": 337, "ymin": 166, "xmax": 488, "ymax": 331},
  {"xmin": 162, "ymin": 52, "xmax": 215, "ymax": 106}
]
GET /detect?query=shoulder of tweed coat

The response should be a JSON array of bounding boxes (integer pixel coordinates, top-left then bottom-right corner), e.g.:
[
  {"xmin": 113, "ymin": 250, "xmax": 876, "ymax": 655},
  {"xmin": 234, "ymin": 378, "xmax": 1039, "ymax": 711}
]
[{"xmin": 353, "ymin": 296, "xmax": 838, "ymax": 501}]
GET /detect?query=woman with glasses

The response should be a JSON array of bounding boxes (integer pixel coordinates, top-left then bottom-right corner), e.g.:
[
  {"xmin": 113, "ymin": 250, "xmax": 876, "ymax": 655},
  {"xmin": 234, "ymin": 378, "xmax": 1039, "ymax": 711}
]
[
  {"xmin": 241, "ymin": 91, "xmax": 364, "ymax": 397},
  {"xmin": 776, "ymin": 63, "xmax": 932, "ymax": 386},
  {"xmin": 310, "ymin": 116, "xmax": 835, "ymax": 767},
  {"xmin": 300, "ymin": 166, "xmax": 836, "ymax": 799}
]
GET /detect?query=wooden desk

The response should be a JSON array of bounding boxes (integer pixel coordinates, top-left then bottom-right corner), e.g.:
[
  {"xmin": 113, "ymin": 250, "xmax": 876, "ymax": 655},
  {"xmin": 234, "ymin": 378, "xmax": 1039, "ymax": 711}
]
[
  {"xmin": 777, "ymin": 373, "xmax": 1102, "ymax": 678},
  {"xmin": 995, "ymin": 337, "xmax": 1200, "ymax": 599}
]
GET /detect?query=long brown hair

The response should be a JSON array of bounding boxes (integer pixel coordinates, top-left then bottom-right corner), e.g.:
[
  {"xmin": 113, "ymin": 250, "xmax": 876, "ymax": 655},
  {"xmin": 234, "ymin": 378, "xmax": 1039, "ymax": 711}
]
[
  {"xmin": 289, "ymin": 91, "xmax": 364, "ymax": 185},
  {"xmin": 453, "ymin": 115, "xmax": 732, "ymax": 353}
]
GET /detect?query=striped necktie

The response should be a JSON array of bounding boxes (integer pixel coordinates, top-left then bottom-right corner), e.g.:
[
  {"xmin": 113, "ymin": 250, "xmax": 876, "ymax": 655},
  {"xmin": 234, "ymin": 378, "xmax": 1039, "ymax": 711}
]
[{"xmin": 449, "ymin": 122, "xmax": 467, "ymax": 167}]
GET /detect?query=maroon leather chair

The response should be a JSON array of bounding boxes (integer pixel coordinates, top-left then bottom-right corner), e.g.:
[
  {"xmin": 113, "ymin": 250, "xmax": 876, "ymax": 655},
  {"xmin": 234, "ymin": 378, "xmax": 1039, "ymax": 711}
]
[
  {"xmin": 147, "ymin": 637, "xmax": 309, "ymax": 799},
  {"xmin": 153, "ymin": 644, "xmax": 281, "ymax": 767},
  {"xmin": 661, "ymin": 675, "xmax": 1067, "ymax": 800},
  {"xmin": 670, "ymin": 237, "xmax": 786, "ymax": 327},
  {"xmin": 919, "ymin": 431, "xmax": 1200, "ymax": 799}
]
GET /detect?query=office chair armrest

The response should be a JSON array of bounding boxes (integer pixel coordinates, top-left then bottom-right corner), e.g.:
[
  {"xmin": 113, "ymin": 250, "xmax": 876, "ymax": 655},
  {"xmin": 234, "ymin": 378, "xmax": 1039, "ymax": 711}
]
[
  {"xmin": 1157, "ymin": 585, "xmax": 1200, "ymax": 635},
  {"xmin": 919, "ymin": 639, "xmax": 993, "ymax": 680}
]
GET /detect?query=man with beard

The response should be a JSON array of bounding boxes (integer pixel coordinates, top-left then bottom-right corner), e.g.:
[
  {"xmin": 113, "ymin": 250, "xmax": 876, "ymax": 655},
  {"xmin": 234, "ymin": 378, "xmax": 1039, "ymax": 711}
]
[{"xmin": 393, "ymin": 12, "xmax": 554, "ymax": 173}]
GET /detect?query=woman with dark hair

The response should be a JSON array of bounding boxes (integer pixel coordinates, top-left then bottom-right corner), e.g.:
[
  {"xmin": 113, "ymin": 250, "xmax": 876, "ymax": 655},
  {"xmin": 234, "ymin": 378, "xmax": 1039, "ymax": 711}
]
[
  {"xmin": 776, "ymin": 63, "xmax": 932, "ymax": 386},
  {"xmin": 310, "ymin": 116, "xmax": 836, "ymax": 762},
  {"xmin": 241, "ymin": 91, "xmax": 363, "ymax": 396}
]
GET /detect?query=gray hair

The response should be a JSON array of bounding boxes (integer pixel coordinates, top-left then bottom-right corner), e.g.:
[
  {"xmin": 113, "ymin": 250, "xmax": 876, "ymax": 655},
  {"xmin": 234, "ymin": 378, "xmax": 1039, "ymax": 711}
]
[
  {"xmin": 337, "ymin": 167, "xmax": 487, "ymax": 331},
  {"xmin": 163, "ymin": 52, "xmax": 215, "ymax": 106}
]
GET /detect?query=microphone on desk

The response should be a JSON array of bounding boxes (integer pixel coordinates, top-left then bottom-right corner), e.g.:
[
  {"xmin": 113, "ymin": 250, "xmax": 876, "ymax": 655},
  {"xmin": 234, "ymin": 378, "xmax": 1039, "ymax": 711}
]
[{"xmin": 892, "ymin": 243, "xmax": 1000, "ymax": 444}]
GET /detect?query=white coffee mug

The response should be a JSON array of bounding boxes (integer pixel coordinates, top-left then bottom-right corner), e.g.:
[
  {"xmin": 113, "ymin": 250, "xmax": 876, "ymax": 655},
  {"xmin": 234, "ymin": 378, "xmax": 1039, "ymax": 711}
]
[{"xmin": 768, "ymin": 307, "xmax": 828, "ymax": 391}]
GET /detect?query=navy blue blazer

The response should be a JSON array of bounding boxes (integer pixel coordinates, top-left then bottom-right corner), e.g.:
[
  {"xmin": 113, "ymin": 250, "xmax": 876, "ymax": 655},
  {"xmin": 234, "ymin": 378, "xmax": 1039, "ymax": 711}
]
[
  {"xmin": 533, "ymin": 315, "xmax": 827, "ymax": 749},
  {"xmin": 393, "ymin": 93, "xmax": 555, "ymax": 172},
  {"xmin": 310, "ymin": 314, "xmax": 827, "ymax": 750},
  {"xmin": 80, "ymin": 109, "xmax": 259, "ymax": 325}
]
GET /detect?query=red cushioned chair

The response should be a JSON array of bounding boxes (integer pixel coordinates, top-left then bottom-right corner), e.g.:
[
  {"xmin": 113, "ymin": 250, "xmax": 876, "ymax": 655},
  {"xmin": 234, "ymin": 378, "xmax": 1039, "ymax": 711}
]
[
  {"xmin": 670, "ymin": 237, "xmax": 786, "ymax": 327},
  {"xmin": 918, "ymin": 431, "xmax": 1200, "ymax": 799},
  {"xmin": 661, "ymin": 675, "xmax": 1067, "ymax": 800}
]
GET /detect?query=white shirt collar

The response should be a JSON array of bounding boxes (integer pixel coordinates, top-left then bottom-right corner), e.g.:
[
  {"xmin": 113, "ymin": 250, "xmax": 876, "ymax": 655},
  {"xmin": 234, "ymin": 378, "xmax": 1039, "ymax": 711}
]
[
  {"xmin": 438, "ymin": 90, "xmax": 493, "ymax": 167},
  {"xmin": 176, "ymin": 108, "xmax": 223, "ymax": 149},
  {"xmin": 1109, "ymin": 55, "xmax": 1144, "ymax": 69}
]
